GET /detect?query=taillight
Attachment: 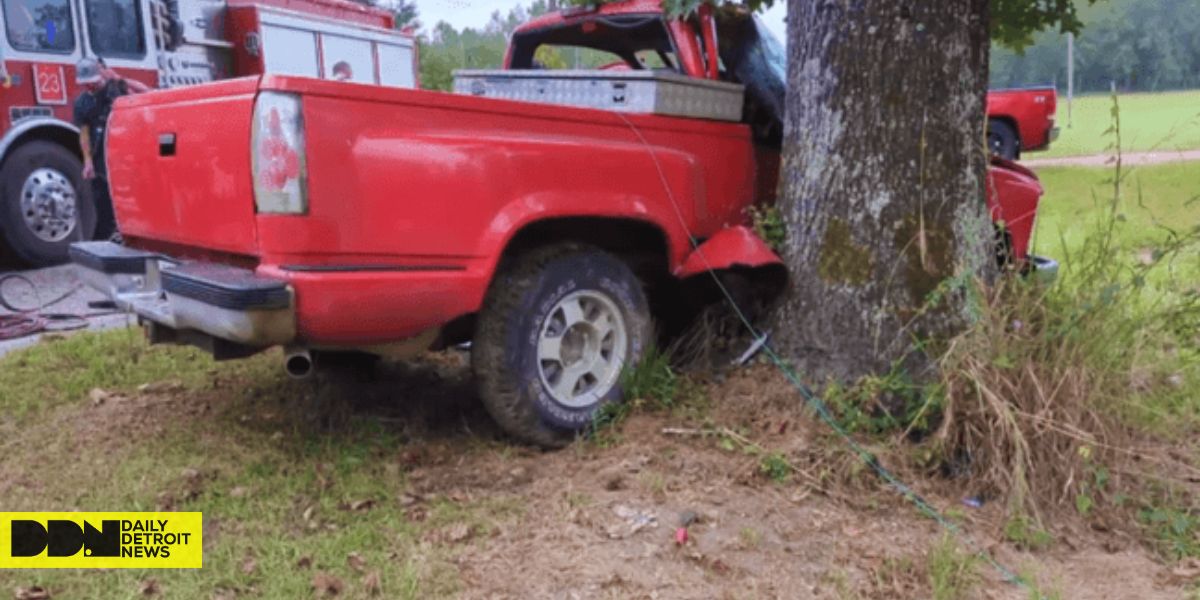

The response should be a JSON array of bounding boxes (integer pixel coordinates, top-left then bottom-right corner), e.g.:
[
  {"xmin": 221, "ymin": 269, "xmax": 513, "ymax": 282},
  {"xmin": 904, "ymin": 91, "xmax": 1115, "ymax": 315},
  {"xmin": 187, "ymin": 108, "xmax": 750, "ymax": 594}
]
[{"xmin": 252, "ymin": 92, "xmax": 307, "ymax": 214}]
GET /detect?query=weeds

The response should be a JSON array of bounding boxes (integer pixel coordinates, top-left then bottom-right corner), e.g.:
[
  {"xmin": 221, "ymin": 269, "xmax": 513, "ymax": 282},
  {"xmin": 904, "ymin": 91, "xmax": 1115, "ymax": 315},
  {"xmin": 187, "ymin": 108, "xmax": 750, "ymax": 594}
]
[
  {"xmin": 1138, "ymin": 502, "xmax": 1200, "ymax": 561},
  {"xmin": 747, "ymin": 203, "xmax": 787, "ymax": 252},
  {"xmin": 759, "ymin": 452, "xmax": 791, "ymax": 483},
  {"xmin": 622, "ymin": 346, "xmax": 678, "ymax": 408},
  {"xmin": 1003, "ymin": 514, "xmax": 1055, "ymax": 552},
  {"xmin": 825, "ymin": 365, "xmax": 944, "ymax": 436},
  {"xmin": 591, "ymin": 347, "xmax": 709, "ymax": 443},
  {"xmin": 927, "ymin": 534, "xmax": 979, "ymax": 600},
  {"xmin": 738, "ymin": 526, "xmax": 763, "ymax": 548},
  {"xmin": 935, "ymin": 89, "xmax": 1200, "ymax": 523}
]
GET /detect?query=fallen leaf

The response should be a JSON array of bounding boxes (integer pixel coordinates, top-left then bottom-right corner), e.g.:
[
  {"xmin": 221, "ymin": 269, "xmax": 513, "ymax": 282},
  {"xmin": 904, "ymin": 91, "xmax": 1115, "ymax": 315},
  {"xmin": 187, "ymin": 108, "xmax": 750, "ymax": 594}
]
[
  {"xmin": 139, "ymin": 579, "xmax": 160, "ymax": 596},
  {"xmin": 155, "ymin": 491, "xmax": 176, "ymax": 512},
  {"xmin": 210, "ymin": 588, "xmax": 237, "ymax": 600},
  {"xmin": 1171, "ymin": 557, "xmax": 1200, "ymax": 581},
  {"xmin": 296, "ymin": 555, "xmax": 313, "ymax": 570},
  {"xmin": 361, "ymin": 571, "xmax": 382, "ymax": 596},
  {"xmin": 14, "ymin": 587, "xmax": 51, "ymax": 600},
  {"xmin": 346, "ymin": 552, "xmax": 366, "ymax": 573},
  {"xmin": 89, "ymin": 388, "xmax": 110, "ymax": 406},
  {"xmin": 1136, "ymin": 247, "xmax": 1156, "ymax": 266},
  {"xmin": 397, "ymin": 493, "xmax": 420, "ymax": 507},
  {"xmin": 229, "ymin": 487, "xmax": 249, "ymax": 499},
  {"xmin": 446, "ymin": 523, "xmax": 472, "ymax": 544},
  {"xmin": 239, "ymin": 556, "xmax": 257, "ymax": 575},
  {"xmin": 346, "ymin": 499, "xmax": 375, "ymax": 512},
  {"xmin": 311, "ymin": 572, "xmax": 344, "ymax": 597},
  {"xmin": 138, "ymin": 380, "xmax": 184, "ymax": 394}
]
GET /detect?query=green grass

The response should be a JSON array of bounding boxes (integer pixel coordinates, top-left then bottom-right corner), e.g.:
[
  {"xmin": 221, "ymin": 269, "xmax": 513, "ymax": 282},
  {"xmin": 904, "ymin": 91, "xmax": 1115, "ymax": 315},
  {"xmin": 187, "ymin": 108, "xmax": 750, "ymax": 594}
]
[
  {"xmin": 1034, "ymin": 161, "xmax": 1200, "ymax": 293},
  {"xmin": 1035, "ymin": 163, "xmax": 1200, "ymax": 430},
  {"xmin": 927, "ymin": 535, "xmax": 979, "ymax": 600},
  {"xmin": 0, "ymin": 331, "xmax": 515, "ymax": 599},
  {"xmin": 0, "ymin": 327, "xmax": 221, "ymax": 419},
  {"xmin": 1036, "ymin": 89, "xmax": 1200, "ymax": 158}
]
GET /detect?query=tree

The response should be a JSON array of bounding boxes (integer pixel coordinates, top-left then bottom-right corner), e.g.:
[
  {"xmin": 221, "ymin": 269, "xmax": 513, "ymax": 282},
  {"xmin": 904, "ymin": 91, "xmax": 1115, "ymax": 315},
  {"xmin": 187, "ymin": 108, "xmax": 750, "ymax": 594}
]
[
  {"xmin": 392, "ymin": 0, "xmax": 419, "ymax": 30},
  {"xmin": 762, "ymin": 0, "xmax": 1094, "ymax": 382},
  {"xmin": 345, "ymin": 0, "xmax": 419, "ymax": 30},
  {"xmin": 990, "ymin": 0, "xmax": 1200, "ymax": 93}
]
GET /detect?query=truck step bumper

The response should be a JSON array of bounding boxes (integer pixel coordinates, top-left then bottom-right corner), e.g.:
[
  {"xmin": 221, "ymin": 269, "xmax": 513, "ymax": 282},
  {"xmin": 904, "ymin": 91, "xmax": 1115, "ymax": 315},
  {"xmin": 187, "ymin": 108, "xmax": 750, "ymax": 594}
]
[{"xmin": 70, "ymin": 241, "xmax": 296, "ymax": 348}]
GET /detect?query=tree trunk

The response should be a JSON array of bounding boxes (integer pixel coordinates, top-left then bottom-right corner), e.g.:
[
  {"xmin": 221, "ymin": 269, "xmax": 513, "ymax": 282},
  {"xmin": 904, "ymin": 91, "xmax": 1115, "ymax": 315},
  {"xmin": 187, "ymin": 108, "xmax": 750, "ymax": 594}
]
[{"xmin": 772, "ymin": 0, "xmax": 995, "ymax": 383}]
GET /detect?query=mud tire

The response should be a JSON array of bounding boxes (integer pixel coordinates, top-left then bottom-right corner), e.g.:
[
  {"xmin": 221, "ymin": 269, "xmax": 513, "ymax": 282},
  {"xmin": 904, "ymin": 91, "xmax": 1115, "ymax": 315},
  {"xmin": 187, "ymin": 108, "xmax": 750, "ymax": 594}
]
[{"xmin": 473, "ymin": 243, "xmax": 652, "ymax": 448}]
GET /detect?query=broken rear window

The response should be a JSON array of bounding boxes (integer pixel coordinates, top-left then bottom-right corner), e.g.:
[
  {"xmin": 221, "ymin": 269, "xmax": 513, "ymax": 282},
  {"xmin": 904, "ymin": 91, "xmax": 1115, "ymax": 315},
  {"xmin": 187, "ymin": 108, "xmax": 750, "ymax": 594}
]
[{"xmin": 509, "ymin": 14, "xmax": 679, "ymax": 73}]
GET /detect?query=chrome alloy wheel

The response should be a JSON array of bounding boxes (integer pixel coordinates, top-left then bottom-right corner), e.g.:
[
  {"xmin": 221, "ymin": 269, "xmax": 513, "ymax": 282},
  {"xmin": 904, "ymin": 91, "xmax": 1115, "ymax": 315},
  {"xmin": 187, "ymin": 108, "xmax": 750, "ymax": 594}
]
[
  {"xmin": 536, "ymin": 290, "xmax": 629, "ymax": 409},
  {"xmin": 20, "ymin": 167, "xmax": 78, "ymax": 242}
]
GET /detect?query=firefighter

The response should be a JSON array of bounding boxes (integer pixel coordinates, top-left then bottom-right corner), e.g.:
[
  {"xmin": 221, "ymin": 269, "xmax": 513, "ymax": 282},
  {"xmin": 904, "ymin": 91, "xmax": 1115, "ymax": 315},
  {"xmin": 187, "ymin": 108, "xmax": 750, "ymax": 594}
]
[{"xmin": 73, "ymin": 56, "xmax": 150, "ymax": 240}]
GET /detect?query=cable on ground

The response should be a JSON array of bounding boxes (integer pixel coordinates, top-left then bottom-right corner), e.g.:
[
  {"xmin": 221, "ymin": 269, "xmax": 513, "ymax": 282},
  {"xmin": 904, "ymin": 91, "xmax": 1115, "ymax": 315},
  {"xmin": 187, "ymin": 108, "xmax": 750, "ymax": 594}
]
[{"xmin": 0, "ymin": 273, "xmax": 119, "ymax": 341}]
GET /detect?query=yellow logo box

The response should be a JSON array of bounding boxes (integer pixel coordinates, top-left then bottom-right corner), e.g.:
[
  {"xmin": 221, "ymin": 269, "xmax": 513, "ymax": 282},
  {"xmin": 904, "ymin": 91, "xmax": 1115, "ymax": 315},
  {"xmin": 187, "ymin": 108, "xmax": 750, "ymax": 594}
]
[{"xmin": 0, "ymin": 512, "xmax": 202, "ymax": 569}]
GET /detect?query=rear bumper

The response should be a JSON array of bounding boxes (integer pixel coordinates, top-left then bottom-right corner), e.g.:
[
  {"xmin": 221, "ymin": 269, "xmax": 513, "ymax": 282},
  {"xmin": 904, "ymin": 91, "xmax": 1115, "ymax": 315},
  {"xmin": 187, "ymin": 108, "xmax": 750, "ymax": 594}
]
[
  {"xmin": 70, "ymin": 241, "xmax": 296, "ymax": 348},
  {"xmin": 1026, "ymin": 126, "xmax": 1059, "ymax": 152}
]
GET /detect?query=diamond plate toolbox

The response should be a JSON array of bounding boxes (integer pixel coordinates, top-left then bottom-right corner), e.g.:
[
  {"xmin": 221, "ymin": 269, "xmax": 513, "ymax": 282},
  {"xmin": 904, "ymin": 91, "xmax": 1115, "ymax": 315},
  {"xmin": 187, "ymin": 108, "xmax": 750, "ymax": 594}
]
[{"xmin": 452, "ymin": 69, "xmax": 745, "ymax": 122}]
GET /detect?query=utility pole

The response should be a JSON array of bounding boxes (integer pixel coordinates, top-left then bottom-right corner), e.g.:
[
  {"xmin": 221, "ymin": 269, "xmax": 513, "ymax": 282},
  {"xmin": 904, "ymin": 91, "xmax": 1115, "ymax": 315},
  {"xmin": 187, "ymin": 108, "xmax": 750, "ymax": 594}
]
[{"xmin": 1067, "ymin": 32, "xmax": 1074, "ymax": 129}]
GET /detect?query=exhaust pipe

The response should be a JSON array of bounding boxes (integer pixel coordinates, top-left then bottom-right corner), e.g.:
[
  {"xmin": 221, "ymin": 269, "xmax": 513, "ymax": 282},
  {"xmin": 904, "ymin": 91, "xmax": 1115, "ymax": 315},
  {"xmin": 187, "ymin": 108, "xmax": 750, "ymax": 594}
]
[{"xmin": 284, "ymin": 348, "xmax": 314, "ymax": 379}]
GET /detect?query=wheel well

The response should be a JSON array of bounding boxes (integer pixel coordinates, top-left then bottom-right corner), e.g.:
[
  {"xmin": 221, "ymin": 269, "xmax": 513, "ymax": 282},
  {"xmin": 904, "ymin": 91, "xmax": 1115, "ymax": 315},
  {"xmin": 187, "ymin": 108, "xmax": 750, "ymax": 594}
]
[
  {"xmin": 1, "ymin": 127, "xmax": 82, "ymax": 171},
  {"xmin": 499, "ymin": 217, "xmax": 671, "ymax": 277},
  {"xmin": 988, "ymin": 115, "xmax": 1020, "ymax": 143}
]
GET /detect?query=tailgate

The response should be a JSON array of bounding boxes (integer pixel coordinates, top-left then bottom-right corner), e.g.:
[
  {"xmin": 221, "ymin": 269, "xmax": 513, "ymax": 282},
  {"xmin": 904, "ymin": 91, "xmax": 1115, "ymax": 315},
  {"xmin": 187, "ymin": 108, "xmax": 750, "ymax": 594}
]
[{"xmin": 107, "ymin": 78, "xmax": 260, "ymax": 256}]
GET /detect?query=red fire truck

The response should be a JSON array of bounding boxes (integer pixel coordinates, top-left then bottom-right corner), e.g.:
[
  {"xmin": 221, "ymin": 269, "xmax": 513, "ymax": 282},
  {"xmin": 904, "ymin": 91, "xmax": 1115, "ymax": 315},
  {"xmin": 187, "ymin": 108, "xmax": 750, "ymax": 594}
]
[{"xmin": 0, "ymin": 0, "xmax": 417, "ymax": 266}]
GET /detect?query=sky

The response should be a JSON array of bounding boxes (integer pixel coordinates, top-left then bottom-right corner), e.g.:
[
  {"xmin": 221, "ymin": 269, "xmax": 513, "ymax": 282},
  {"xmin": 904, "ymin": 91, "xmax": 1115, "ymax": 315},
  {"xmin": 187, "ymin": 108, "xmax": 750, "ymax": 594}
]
[{"xmin": 413, "ymin": 0, "xmax": 789, "ymax": 42}]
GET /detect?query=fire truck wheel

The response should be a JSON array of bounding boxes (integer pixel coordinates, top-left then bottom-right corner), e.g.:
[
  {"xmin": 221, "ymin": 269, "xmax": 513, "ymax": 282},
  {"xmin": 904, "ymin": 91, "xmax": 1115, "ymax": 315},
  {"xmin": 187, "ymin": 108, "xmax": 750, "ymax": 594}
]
[
  {"xmin": 473, "ymin": 243, "xmax": 652, "ymax": 448},
  {"xmin": 0, "ymin": 141, "xmax": 97, "ymax": 267}
]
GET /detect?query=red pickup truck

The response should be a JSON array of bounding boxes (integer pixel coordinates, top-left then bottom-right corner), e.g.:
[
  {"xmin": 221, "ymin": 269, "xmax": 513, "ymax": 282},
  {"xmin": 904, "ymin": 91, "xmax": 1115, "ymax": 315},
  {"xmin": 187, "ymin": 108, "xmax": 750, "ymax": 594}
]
[
  {"xmin": 987, "ymin": 87, "xmax": 1059, "ymax": 160},
  {"xmin": 71, "ymin": 1, "xmax": 1052, "ymax": 446}
]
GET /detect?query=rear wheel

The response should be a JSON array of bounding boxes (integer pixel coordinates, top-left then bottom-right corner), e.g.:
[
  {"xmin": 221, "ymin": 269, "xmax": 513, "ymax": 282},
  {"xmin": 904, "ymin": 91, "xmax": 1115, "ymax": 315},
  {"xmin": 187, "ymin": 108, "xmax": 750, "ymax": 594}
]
[
  {"xmin": 987, "ymin": 119, "xmax": 1020, "ymax": 161},
  {"xmin": 0, "ymin": 141, "xmax": 96, "ymax": 266},
  {"xmin": 473, "ymin": 244, "xmax": 652, "ymax": 448}
]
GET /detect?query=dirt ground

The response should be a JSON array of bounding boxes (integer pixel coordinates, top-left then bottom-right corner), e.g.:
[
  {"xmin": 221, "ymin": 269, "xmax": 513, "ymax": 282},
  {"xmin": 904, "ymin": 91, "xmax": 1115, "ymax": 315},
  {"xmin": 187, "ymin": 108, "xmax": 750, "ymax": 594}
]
[
  {"xmin": 0, "ymin": 349, "xmax": 1192, "ymax": 599},
  {"xmin": 1022, "ymin": 149, "xmax": 1200, "ymax": 168}
]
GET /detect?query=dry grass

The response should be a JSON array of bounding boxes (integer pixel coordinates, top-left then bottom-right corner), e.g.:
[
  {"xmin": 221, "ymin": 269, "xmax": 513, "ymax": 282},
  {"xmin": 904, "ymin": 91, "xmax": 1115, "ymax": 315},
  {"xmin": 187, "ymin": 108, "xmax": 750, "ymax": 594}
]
[{"xmin": 935, "ymin": 195, "xmax": 1200, "ymax": 522}]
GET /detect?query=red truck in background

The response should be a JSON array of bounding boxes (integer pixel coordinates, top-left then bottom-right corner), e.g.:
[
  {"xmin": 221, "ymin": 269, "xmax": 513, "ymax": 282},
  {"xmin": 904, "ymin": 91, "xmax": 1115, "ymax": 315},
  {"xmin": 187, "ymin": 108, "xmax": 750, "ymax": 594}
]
[
  {"xmin": 987, "ymin": 86, "xmax": 1058, "ymax": 160},
  {"xmin": 0, "ymin": 0, "xmax": 416, "ymax": 266},
  {"xmin": 72, "ymin": 0, "xmax": 1054, "ymax": 447}
]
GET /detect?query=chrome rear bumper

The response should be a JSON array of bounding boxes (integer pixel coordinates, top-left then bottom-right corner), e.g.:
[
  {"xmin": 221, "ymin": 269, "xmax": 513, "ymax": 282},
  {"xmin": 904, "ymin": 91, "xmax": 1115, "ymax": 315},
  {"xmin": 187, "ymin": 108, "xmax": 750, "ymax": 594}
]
[{"xmin": 70, "ymin": 241, "xmax": 295, "ymax": 348}]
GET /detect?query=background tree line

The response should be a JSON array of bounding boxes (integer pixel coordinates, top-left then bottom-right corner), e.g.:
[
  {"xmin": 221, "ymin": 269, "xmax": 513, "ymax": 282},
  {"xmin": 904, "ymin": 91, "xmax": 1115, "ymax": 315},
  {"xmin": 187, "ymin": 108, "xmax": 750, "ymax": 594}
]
[{"xmin": 990, "ymin": 0, "xmax": 1200, "ymax": 93}]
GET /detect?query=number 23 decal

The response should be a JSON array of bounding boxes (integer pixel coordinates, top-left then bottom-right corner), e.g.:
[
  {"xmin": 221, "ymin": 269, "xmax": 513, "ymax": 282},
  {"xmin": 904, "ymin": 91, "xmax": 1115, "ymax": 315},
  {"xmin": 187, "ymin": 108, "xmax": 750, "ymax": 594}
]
[{"xmin": 33, "ymin": 64, "xmax": 68, "ymax": 105}]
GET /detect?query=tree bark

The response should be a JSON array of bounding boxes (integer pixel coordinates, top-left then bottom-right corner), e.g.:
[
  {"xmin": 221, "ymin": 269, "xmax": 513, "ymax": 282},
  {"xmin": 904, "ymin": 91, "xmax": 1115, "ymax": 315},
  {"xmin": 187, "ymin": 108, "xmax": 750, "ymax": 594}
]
[{"xmin": 772, "ymin": 0, "xmax": 995, "ymax": 382}]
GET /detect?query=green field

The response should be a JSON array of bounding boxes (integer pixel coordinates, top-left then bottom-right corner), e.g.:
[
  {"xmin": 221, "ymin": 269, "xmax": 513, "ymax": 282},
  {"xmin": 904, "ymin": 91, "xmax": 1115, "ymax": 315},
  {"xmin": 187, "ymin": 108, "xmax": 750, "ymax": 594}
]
[
  {"xmin": 1034, "ymin": 89, "xmax": 1200, "ymax": 158},
  {"xmin": 1033, "ymin": 161, "xmax": 1200, "ymax": 267}
]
